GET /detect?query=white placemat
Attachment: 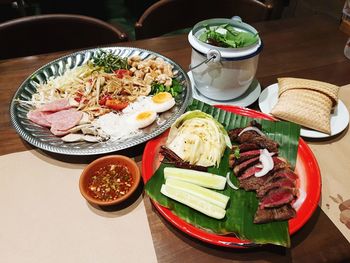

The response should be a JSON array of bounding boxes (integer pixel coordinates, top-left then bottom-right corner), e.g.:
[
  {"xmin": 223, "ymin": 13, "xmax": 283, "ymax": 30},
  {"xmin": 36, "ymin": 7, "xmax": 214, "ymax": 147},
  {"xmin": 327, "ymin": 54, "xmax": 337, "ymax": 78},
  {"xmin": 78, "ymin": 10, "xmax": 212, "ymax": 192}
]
[{"xmin": 0, "ymin": 150, "xmax": 157, "ymax": 263}]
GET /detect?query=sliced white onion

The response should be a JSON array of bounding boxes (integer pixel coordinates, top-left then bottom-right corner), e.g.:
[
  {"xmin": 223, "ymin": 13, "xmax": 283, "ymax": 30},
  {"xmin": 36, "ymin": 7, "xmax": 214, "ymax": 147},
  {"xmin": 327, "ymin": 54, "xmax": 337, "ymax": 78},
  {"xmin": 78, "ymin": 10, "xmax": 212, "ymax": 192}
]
[
  {"xmin": 292, "ymin": 189, "xmax": 306, "ymax": 211},
  {"xmin": 226, "ymin": 172, "xmax": 239, "ymax": 190},
  {"xmin": 238, "ymin": 126, "xmax": 265, "ymax": 137},
  {"xmin": 255, "ymin": 149, "xmax": 274, "ymax": 177}
]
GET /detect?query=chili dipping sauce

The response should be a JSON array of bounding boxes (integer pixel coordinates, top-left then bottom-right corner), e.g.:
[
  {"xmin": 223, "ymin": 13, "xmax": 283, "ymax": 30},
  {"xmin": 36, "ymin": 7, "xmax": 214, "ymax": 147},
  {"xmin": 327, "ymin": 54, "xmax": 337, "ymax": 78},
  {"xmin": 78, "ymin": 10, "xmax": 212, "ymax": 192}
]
[{"xmin": 88, "ymin": 163, "xmax": 134, "ymax": 201}]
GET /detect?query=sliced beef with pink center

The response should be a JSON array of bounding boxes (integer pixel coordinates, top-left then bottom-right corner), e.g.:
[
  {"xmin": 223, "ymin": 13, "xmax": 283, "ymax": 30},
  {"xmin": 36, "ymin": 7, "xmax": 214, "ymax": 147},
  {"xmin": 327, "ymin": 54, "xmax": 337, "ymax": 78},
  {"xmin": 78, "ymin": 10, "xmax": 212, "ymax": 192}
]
[
  {"xmin": 239, "ymin": 175, "xmax": 271, "ymax": 191},
  {"xmin": 259, "ymin": 188, "xmax": 298, "ymax": 209},
  {"xmin": 254, "ymin": 204, "xmax": 296, "ymax": 224},
  {"xmin": 256, "ymin": 178, "xmax": 296, "ymax": 198},
  {"xmin": 233, "ymin": 156, "xmax": 260, "ymax": 176}
]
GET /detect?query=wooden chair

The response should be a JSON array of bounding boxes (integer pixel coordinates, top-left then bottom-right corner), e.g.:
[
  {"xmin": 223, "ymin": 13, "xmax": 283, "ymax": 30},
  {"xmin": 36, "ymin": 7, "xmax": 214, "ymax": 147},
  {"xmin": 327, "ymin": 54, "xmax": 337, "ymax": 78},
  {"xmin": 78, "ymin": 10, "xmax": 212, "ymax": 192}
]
[
  {"xmin": 0, "ymin": 14, "xmax": 128, "ymax": 60},
  {"xmin": 134, "ymin": 0, "xmax": 274, "ymax": 39}
]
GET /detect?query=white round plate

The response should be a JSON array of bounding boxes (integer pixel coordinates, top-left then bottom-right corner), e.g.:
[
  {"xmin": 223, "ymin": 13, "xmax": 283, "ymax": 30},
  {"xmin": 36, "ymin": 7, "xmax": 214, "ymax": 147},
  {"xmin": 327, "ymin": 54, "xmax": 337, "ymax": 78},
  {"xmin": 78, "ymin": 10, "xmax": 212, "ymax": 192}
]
[
  {"xmin": 187, "ymin": 71, "xmax": 261, "ymax": 107},
  {"xmin": 259, "ymin": 83, "xmax": 350, "ymax": 138}
]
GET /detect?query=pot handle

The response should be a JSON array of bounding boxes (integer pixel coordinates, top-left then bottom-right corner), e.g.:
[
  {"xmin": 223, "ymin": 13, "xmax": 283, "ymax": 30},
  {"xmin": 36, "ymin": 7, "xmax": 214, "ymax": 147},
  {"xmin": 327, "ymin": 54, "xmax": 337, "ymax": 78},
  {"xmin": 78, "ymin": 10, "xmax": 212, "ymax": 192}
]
[{"xmin": 188, "ymin": 49, "xmax": 221, "ymax": 71}]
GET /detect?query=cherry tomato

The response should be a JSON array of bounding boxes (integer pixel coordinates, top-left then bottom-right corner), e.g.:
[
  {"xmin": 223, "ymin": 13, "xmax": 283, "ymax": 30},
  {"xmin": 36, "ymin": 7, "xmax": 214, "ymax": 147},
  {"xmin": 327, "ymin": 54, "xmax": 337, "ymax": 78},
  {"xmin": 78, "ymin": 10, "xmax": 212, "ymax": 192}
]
[
  {"xmin": 105, "ymin": 99, "xmax": 129, "ymax": 111},
  {"xmin": 98, "ymin": 95, "xmax": 111, "ymax": 105}
]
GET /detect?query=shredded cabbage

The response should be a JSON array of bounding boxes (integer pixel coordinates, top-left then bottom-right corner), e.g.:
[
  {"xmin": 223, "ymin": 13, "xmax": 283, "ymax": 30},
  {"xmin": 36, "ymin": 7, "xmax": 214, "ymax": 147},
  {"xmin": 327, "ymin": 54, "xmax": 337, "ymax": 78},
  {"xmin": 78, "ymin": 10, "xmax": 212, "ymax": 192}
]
[{"xmin": 166, "ymin": 110, "xmax": 231, "ymax": 167}]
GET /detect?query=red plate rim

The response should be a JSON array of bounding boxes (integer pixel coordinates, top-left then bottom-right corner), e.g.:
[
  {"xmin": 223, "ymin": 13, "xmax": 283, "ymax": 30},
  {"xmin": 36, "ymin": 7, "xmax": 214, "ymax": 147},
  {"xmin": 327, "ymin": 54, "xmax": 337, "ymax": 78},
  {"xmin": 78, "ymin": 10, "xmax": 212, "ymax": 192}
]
[{"xmin": 142, "ymin": 105, "xmax": 321, "ymax": 248}]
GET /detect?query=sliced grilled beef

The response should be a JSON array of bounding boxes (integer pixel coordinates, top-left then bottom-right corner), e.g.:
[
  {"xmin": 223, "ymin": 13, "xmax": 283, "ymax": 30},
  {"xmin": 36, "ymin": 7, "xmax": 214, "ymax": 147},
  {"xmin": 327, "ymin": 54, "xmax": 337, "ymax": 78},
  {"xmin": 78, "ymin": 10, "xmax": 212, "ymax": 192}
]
[
  {"xmin": 239, "ymin": 175, "xmax": 271, "ymax": 191},
  {"xmin": 233, "ymin": 156, "xmax": 260, "ymax": 176},
  {"xmin": 238, "ymin": 150, "xmax": 261, "ymax": 163},
  {"xmin": 228, "ymin": 128, "xmax": 244, "ymax": 142},
  {"xmin": 249, "ymin": 136, "xmax": 279, "ymax": 153},
  {"xmin": 229, "ymin": 144, "xmax": 261, "ymax": 168},
  {"xmin": 238, "ymin": 142, "xmax": 261, "ymax": 152},
  {"xmin": 228, "ymin": 120, "xmax": 262, "ymax": 142},
  {"xmin": 259, "ymin": 188, "xmax": 297, "ymax": 209},
  {"xmin": 266, "ymin": 169, "xmax": 298, "ymax": 184},
  {"xmin": 230, "ymin": 149, "xmax": 261, "ymax": 167},
  {"xmin": 239, "ymin": 165, "xmax": 262, "ymax": 180},
  {"xmin": 254, "ymin": 204, "xmax": 296, "ymax": 224},
  {"xmin": 229, "ymin": 122, "xmax": 299, "ymax": 224},
  {"xmin": 256, "ymin": 178, "xmax": 296, "ymax": 198},
  {"xmin": 271, "ymin": 157, "xmax": 289, "ymax": 172},
  {"xmin": 229, "ymin": 129, "xmax": 279, "ymax": 152}
]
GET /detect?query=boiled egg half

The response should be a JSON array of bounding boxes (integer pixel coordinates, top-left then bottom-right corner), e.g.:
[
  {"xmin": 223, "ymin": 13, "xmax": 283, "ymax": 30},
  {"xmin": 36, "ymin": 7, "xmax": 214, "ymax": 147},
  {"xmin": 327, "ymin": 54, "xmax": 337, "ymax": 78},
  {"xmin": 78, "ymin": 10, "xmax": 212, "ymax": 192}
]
[
  {"xmin": 130, "ymin": 110, "xmax": 157, "ymax": 129},
  {"xmin": 151, "ymin": 92, "xmax": 175, "ymax": 113}
]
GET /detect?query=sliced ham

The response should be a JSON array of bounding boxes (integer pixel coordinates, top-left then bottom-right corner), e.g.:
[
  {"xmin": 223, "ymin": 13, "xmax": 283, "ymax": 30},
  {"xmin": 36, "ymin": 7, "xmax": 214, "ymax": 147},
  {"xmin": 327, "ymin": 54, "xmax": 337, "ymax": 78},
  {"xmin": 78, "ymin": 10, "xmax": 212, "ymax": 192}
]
[
  {"xmin": 47, "ymin": 109, "xmax": 83, "ymax": 136},
  {"xmin": 27, "ymin": 110, "xmax": 52, "ymax": 127},
  {"xmin": 37, "ymin": 98, "xmax": 71, "ymax": 112}
]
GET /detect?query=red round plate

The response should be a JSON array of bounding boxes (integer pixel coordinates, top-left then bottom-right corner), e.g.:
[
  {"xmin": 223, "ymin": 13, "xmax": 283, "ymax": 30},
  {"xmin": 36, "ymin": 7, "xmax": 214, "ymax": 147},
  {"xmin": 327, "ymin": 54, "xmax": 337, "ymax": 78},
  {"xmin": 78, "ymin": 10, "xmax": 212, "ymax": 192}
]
[{"xmin": 142, "ymin": 105, "xmax": 321, "ymax": 248}]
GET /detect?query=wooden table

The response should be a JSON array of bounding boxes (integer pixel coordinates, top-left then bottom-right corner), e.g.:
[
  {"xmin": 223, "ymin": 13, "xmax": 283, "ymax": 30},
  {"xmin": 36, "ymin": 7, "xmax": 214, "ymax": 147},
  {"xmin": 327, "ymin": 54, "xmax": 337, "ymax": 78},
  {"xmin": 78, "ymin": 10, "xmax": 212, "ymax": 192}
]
[{"xmin": 1, "ymin": 15, "xmax": 350, "ymax": 262}]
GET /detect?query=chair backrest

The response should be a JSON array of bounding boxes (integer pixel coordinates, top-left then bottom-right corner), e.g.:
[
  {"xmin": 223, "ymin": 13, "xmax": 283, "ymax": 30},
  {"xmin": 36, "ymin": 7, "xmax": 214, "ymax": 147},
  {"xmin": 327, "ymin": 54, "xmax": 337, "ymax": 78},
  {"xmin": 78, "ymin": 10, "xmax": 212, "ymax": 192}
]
[
  {"xmin": 0, "ymin": 14, "xmax": 128, "ymax": 60},
  {"xmin": 135, "ymin": 0, "xmax": 273, "ymax": 39}
]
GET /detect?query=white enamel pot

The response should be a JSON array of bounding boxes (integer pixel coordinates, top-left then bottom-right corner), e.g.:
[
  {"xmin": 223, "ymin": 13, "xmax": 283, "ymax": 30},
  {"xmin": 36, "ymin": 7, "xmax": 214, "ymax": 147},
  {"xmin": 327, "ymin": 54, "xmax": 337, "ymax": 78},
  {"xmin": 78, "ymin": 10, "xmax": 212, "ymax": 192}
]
[{"xmin": 188, "ymin": 18, "xmax": 263, "ymax": 101}]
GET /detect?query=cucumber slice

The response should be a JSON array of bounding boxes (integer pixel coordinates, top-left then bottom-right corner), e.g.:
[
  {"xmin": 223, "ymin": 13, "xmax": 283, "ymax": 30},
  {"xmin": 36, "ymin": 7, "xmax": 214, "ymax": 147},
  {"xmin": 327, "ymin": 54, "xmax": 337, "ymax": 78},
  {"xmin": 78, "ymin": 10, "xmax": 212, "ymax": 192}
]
[
  {"xmin": 165, "ymin": 178, "xmax": 229, "ymax": 209},
  {"xmin": 161, "ymin": 184, "xmax": 226, "ymax": 219},
  {"xmin": 164, "ymin": 167, "xmax": 226, "ymax": 190}
]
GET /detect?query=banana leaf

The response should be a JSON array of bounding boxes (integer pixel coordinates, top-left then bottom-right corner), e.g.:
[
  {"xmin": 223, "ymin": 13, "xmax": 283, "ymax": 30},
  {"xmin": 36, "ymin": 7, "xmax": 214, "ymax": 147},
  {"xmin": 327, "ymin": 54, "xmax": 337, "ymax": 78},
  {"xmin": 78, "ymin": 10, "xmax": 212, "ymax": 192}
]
[{"xmin": 145, "ymin": 99, "xmax": 300, "ymax": 247}]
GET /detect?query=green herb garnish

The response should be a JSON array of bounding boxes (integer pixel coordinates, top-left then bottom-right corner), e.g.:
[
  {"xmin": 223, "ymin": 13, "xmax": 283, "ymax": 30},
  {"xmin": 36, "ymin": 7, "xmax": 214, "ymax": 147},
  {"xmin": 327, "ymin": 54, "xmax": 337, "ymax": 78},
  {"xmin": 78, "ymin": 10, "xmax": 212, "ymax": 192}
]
[
  {"xmin": 92, "ymin": 50, "xmax": 129, "ymax": 73},
  {"xmin": 199, "ymin": 24, "xmax": 259, "ymax": 48},
  {"xmin": 151, "ymin": 78, "xmax": 183, "ymax": 98},
  {"xmin": 233, "ymin": 147, "xmax": 240, "ymax": 159}
]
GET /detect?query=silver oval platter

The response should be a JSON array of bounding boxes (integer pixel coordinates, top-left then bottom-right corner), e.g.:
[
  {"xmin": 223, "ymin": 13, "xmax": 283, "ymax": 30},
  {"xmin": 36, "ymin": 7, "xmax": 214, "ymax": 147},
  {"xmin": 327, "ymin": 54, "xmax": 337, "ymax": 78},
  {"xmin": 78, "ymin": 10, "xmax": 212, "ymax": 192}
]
[{"xmin": 10, "ymin": 47, "xmax": 192, "ymax": 155}]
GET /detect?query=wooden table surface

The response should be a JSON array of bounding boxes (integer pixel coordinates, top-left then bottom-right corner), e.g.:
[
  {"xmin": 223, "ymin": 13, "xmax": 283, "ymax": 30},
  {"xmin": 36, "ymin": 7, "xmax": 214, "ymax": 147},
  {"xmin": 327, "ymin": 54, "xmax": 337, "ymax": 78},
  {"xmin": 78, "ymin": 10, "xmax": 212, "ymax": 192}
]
[{"xmin": 1, "ymin": 15, "xmax": 350, "ymax": 262}]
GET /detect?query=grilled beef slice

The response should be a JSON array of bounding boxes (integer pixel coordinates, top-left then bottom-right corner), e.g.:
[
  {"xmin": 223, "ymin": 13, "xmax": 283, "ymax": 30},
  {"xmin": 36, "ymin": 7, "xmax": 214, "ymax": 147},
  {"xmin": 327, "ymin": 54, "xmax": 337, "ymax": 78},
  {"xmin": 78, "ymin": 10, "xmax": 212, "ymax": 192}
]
[
  {"xmin": 266, "ymin": 169, "xmax": 298, "ymax": 184},
  {"xmin": 256, "ymin": 178, "xmax": 296, "ymax": 198},
  {"xmin": 230, "ymin": 149, "xmax": 261, "ymax": 167},
  {"xmin": 233, "ymin": 156, "xmax": 260, "ymax": 176},
  {"xmin": 259, "ymin": 188, "xmax": 298, "ymax": 209},
  {"xmin": 229, "ymin": 129, "xmax": 279, "ymax": 152},
  {"xmin": 239, "ymin": 175, "xmax": 271, "ymax": 191},
  {"xmin": 229, "ymin": 144, "xmax": 261, "ymax": 168},
  {"xmin": 254, "ymin": 204, "xmax": 296, "ymax": 224}
]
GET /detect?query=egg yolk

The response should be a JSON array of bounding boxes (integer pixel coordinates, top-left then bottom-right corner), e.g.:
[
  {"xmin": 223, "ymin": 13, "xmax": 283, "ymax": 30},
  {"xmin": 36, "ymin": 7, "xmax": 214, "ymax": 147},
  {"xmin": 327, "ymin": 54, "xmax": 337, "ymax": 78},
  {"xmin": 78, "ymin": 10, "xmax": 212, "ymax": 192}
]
[
  {"xmin": 152, "ymin": 92, "xmax": 173, "ymax": 104},
  {"xmin": 136, "ymin": 111, "xmax": 153, "ymax": 120}
]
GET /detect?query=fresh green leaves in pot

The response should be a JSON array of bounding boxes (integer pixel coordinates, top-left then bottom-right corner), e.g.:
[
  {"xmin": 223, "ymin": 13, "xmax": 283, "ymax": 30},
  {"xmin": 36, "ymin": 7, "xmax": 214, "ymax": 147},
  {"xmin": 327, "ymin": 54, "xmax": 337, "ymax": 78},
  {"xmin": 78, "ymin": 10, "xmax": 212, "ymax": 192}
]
[{"xmin": 198, "ymin": 24, "xmax": 259, "ymax": 48}]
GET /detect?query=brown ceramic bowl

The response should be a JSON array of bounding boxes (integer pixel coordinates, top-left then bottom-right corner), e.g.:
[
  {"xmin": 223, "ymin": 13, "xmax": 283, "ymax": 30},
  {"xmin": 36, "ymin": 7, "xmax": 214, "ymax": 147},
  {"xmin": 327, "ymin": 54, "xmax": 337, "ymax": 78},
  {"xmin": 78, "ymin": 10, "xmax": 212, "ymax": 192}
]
[{"xmin": 79, "ymin": 155, "xmax": 140, "ymax": 206}]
